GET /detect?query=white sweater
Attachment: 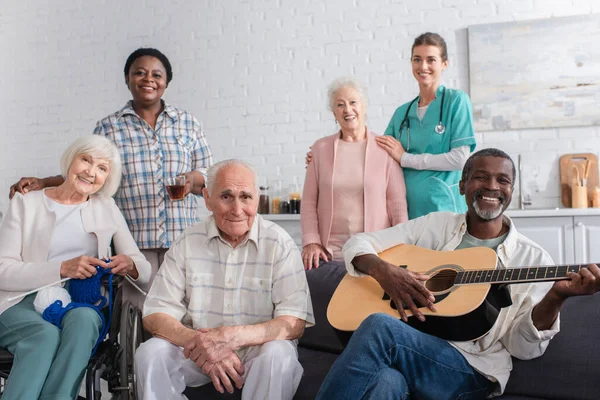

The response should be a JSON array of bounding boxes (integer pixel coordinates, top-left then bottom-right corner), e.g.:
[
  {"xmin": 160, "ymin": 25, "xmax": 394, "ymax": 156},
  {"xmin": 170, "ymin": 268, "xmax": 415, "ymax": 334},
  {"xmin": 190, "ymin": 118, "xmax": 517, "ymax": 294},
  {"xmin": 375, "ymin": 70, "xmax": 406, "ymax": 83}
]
[{"xmin": 0, "ymin": 190, "xmax": 151, "ymax": 315}]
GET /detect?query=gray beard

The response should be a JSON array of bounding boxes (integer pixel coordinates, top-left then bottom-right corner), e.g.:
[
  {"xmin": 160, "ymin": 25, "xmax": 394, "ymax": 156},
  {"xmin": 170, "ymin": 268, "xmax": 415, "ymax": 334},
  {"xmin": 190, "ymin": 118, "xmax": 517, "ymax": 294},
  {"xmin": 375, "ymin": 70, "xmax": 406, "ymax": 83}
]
[{"xmin": 472, "ymin": 200, "xmax": 503, "ymax": 220}]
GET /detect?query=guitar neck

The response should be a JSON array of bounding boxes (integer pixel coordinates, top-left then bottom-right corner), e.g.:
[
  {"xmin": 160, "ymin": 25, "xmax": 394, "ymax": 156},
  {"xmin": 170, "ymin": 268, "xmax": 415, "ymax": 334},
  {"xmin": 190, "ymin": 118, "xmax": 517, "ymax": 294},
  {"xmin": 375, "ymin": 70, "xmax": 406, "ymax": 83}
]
[{"xmin": 455, "ymin": 264, "xmax": 586, "ymax": 285}]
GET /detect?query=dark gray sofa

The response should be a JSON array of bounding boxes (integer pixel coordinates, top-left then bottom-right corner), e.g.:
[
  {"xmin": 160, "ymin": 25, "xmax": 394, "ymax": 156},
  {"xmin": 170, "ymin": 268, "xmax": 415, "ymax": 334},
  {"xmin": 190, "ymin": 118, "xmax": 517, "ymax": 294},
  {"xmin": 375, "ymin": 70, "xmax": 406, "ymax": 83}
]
[{"xmin": 186, "ymin": 262, "xmax": 600, "ymax": 399}]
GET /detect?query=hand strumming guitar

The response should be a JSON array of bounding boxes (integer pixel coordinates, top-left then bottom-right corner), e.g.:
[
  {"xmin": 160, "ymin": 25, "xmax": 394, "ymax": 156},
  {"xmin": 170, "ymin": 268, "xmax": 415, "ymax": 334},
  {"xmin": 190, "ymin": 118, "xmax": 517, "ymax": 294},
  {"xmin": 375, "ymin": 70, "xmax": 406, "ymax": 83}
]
[{"xmin": 352, "ymin": 254, "xmax": 436, "ymax": 322}]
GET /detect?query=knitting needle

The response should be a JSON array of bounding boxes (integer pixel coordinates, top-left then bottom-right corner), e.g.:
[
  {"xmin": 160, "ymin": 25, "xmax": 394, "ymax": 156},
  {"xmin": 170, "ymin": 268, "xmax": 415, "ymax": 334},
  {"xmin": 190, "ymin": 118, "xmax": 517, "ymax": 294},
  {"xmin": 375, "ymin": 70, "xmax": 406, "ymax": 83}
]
[
  {"xmin": 8, "ymin": 275, "xmax": 147, "ymax": 301},
  {"xmin": 8, "ymin": 270, "xmax": 147, "ymax": 303},
  {"xmin": 7, "ymin": 277, "xmax": 71, "ymax": 302},
  {"xmin": 104, "ymin": 248, "xmax": 146, "ymax": 296},
  {"xmin": 125, "ymin": 276, "xmax": 147, "ymax": 296}
]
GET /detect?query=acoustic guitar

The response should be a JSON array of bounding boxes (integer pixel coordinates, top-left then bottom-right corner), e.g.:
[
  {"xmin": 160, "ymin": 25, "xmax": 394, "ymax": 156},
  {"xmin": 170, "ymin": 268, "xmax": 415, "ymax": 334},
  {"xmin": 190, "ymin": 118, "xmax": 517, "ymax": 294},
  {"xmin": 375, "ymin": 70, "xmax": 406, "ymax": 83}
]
[{"xmin": 327, "ymin": 244, "xmax": 584, "ymax": 341}]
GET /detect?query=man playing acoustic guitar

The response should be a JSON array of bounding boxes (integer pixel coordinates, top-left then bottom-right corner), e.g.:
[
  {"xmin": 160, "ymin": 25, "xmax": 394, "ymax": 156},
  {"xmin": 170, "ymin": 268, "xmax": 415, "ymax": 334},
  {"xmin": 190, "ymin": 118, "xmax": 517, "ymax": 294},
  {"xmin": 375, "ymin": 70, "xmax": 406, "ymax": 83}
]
[{"xmin": 317, "ymin": 148, "xmax": 600, "ymax": 399}]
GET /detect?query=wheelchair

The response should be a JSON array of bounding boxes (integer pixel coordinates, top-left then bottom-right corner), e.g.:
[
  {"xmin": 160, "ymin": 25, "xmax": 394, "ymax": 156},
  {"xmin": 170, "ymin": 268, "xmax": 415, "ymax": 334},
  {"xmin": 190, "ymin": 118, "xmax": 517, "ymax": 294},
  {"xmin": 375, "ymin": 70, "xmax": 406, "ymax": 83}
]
[{"xmin": 0, "ymin": 275, "xmax": 144, "ymax": 400}]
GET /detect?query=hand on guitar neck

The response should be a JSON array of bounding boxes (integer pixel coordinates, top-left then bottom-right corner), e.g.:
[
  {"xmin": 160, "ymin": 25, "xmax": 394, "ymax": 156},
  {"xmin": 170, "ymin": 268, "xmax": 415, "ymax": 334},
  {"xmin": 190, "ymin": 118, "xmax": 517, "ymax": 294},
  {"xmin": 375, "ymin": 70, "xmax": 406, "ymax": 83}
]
[
  {"xmin": 352, "ymin": 254, "xmax": 436, "ymax": 322},
  {"xmin": 533, "ymin": 263, "xmax": 600, "ymax": 331},
  {"xmin": 552, "ymin": 264, "xmax": 600, "ymax": 299}
]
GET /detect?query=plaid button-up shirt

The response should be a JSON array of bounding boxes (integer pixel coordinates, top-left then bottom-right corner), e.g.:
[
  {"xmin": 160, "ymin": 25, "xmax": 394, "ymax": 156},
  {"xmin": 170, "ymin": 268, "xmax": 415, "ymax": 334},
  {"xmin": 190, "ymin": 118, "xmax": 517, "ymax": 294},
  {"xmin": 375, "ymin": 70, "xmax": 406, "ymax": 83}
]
[
  {"xmin": 93, "ymin": 101, "xmax": 213, "ymax": 249},
  {"xmin": 143, "ymin": 214, "xmax": 315, "ymax": 358}
]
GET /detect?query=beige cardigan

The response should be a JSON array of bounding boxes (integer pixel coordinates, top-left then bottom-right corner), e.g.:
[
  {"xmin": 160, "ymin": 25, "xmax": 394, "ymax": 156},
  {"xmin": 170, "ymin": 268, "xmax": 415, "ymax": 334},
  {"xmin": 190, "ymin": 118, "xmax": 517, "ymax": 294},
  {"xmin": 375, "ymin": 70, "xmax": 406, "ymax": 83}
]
[{"xmin": 0, "ymin": 190, "xmax": 151, "ymax": 315}]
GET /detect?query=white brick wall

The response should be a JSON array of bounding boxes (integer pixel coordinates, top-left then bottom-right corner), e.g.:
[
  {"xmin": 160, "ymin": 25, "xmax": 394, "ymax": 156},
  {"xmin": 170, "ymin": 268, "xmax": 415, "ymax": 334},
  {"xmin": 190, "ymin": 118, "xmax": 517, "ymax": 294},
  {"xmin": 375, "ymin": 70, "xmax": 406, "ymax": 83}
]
[{"xmin": 1, "ymin": 0, "xmax": 599, "ymax": 216}]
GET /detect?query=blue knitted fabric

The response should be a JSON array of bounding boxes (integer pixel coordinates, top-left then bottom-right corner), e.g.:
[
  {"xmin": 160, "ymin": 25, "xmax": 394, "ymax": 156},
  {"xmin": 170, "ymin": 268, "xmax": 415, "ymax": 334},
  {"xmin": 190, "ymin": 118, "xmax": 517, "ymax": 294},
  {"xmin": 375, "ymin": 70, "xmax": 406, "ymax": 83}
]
[{"xmin": 42, "ymin": 264, "xmax": 114, "ymax": 355}]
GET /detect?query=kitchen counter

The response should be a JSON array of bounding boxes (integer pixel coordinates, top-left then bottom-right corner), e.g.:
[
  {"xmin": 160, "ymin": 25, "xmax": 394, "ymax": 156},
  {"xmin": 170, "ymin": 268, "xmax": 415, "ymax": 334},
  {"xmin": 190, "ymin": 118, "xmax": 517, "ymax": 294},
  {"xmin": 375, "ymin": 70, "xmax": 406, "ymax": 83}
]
[
  {"xmin": 262, "ymin": 209, "xmax": 600, "ymax": 264},
  {"xmin": 263, "ymin": 214, "xmax": 301, "ymax": 221},
  {"xmin": 263, "ymin": 208, "xmax": 600, "ymax": 221},
  {"xmin": 506, "ymin": 207, "xmax": 600, "ymax": 217}
]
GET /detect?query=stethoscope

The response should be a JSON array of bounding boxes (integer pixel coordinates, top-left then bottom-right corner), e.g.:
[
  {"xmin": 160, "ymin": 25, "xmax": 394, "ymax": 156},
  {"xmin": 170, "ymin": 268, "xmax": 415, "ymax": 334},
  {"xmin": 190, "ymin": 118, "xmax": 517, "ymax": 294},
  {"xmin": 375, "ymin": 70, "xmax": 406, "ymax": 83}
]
[{"xmin": 399, "ymin": 86, "xmax": 446, "ymax": 151}]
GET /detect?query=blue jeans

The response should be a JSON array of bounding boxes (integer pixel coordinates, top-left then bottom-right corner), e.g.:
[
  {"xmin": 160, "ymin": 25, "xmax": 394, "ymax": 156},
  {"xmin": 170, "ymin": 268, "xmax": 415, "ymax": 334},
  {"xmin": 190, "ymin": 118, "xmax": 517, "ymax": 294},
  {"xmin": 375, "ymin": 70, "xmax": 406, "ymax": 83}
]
[{"xmin": 317, "ymin": 313, "xmax": 492, "ymax": 400}]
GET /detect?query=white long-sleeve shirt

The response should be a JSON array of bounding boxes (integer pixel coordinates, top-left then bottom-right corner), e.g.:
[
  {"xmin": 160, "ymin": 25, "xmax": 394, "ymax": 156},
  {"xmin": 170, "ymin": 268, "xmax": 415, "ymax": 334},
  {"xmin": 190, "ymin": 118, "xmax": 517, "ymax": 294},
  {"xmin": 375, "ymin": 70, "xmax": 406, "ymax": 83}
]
[
  {"xmin": 342, "ymin": 212, "xmax": 559, "ymax": 396},
  {"xmin": 401, "ymin": 145, "xmax": 470, "ymax": 171}
]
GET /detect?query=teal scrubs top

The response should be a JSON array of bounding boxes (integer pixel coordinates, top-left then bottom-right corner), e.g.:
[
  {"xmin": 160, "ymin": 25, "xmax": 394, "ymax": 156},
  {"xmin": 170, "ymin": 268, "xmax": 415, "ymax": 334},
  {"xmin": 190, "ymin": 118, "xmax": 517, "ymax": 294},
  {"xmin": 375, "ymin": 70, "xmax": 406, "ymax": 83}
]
[{"xmin": 384, "ymin": 85, "xmax": 476, "ymax": 219}]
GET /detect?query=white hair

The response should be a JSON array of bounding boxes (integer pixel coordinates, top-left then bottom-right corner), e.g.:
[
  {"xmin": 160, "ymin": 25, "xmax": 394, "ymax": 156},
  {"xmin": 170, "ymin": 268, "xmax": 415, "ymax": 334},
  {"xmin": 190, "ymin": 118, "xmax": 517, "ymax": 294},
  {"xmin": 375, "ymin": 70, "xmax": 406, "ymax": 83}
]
[
  {"xmin": 327, "ymin": 76, "xmax": 369, "ymax": 111},
  {"xmin": 60, "ymin": 135, "xmax": 122, "ymax": 197},
  {"xmin": 206, "ymin": 159, "xmax": 258, "ymax": 196}
]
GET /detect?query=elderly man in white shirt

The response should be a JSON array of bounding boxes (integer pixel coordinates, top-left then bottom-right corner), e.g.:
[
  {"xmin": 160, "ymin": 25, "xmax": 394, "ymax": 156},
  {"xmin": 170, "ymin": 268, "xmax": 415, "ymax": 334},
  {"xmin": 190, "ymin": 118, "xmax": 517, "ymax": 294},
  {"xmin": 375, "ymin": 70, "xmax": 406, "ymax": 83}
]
[
  {"xmin": 135, "ymin": 159, "xmax": 314, "ymax": 400},
  {"xmin": 316, "ymin": 148, "xmax": 600, "ymax": 400}
]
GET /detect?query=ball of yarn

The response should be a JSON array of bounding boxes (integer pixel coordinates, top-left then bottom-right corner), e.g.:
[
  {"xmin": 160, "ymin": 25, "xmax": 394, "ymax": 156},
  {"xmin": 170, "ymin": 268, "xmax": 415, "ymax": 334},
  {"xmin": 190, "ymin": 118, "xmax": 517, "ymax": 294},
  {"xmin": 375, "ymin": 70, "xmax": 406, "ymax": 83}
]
[{"xmin": 34, "ymin": 286, "xmax": 72, "ymax": 314}]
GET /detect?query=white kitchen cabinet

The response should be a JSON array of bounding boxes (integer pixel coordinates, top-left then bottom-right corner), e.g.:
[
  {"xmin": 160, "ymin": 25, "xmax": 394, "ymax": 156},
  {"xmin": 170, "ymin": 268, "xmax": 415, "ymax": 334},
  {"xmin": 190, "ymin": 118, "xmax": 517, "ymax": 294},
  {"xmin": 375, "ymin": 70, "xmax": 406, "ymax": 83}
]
[
  {"xmin": 264, "ymin": 210, "xmax": 600, "ymax": 266},
  {"xmin": 263, "ymin": 215, "xmax": 303, "ymax": 247},
  {"xmin": 573, "ymin": 216, "xmax": 600, "ymax": 264},
  {"xmin": 510, "ymin": 217, "xmax": 575, "ymax": 265},
  {"xmin": 511, "ymin": 214, "xmax": 600, "ymax": 265}
]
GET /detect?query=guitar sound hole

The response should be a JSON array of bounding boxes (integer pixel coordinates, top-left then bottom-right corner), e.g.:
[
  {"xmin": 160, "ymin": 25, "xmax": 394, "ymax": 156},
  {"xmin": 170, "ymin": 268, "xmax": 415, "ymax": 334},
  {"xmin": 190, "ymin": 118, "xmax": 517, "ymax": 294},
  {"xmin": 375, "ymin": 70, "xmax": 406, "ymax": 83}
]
[{"xmin": 425, "ymin": 269, "xmax": 458, "ymax": 292}]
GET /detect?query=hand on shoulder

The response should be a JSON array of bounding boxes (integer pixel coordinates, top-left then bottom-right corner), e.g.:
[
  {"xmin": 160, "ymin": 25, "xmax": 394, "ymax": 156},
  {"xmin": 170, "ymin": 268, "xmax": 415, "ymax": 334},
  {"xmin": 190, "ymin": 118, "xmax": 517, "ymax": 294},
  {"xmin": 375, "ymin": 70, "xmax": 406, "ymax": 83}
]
[{"xmin": 9, "ymin": 177, "xmax": 44, "ymax": 199}]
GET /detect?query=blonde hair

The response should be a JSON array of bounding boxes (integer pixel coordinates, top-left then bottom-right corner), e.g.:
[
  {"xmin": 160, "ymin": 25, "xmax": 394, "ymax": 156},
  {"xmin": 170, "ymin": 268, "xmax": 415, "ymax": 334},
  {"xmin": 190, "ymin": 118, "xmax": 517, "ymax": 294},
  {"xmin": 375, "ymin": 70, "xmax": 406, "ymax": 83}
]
[{"xmin": 60, "ymin": 135, "xmax": 122, "ymax": 197}]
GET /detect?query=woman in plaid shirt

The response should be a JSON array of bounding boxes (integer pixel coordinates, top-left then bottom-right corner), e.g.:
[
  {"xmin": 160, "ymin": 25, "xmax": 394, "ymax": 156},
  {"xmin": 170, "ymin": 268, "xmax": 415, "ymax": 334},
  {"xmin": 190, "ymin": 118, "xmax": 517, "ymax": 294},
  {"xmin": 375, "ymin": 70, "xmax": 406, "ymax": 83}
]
[{"xmin": 9, "ymin": 48, "xmax": 213, "ymax": 307}]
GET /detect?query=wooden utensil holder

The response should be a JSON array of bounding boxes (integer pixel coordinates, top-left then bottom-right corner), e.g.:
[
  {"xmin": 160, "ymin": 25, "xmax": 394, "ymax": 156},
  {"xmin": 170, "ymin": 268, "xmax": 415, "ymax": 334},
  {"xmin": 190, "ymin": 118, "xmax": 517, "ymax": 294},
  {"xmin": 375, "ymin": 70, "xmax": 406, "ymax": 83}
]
[
  {"xmin": 560, "ymin": 153, "xmax": 598, "ymax": 207},
  {"xmin": 571, "ymin": 185, "xmax": 588, "ymax": 208}
]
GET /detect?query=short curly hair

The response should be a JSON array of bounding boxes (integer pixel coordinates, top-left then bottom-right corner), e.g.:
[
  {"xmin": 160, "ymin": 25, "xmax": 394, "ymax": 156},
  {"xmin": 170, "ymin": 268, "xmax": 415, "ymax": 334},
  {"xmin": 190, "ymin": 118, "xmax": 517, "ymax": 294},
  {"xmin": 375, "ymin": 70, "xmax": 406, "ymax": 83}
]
[
  {"xmin": 123, "ymin": 48, "xmax": 173, "ymax": 85},
  {"xmin": 461, "ymin": 148, "xmax": 516, "ymax": 184}
]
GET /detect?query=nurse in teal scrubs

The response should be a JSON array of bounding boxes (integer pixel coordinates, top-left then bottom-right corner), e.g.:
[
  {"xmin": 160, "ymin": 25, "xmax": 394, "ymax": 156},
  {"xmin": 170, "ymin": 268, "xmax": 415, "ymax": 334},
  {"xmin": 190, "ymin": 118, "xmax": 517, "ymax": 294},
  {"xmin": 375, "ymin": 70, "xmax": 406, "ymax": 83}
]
[{"xmin": 376, "ymin": 32, "xmax": 476, "ymax": 219}]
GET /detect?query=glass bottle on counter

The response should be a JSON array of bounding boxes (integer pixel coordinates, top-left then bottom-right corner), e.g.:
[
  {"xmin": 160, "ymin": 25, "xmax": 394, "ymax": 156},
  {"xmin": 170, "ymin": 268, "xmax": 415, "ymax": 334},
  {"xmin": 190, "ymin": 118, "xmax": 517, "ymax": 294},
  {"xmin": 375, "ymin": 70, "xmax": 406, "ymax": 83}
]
[
  {"xmin": 271, "ymin": 180, "xmax": 281, "ymax": 214},
  {"xmin": 289, "ymin": 184, "xmax": 301, "ymax": 214},
  {"xmin": 279, "ymin": 191, "xmax": 290, "ymax": 214},
  {"xmin": 258, "ymin": 185, "xmax": 270, "ymax": 214}
]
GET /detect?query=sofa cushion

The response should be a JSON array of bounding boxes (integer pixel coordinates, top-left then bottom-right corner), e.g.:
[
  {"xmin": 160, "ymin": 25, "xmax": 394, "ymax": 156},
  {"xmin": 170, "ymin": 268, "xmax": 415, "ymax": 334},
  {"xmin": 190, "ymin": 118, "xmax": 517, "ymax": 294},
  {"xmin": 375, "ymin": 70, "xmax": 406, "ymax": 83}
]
[
  {"xmin": 503, "ymin": 292, "xmax": 600, "ymax": 400},
  {"xmin": 295, "ymin": 347, "xmax": 339, "ymax": 399},
  {"xmin": 300, "ymin": 262, "xmax": 348, "ymax": 354}
]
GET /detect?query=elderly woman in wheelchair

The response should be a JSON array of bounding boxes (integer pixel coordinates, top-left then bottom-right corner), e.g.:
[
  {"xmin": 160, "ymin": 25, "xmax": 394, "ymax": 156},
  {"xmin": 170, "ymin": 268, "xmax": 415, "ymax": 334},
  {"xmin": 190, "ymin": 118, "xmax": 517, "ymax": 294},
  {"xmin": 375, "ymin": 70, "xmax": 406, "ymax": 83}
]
[{"xmin": 0, "ymin": 135, "xmax": 150, "ymax": 400}]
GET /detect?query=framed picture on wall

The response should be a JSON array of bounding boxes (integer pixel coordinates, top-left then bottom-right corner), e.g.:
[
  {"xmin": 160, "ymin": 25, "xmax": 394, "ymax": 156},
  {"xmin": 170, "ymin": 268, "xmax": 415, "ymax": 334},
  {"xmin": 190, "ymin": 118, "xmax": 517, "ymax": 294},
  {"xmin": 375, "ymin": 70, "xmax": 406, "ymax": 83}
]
[{"xmin": 468, "ymin": 14, "xmax": 600, "ymax": 131}]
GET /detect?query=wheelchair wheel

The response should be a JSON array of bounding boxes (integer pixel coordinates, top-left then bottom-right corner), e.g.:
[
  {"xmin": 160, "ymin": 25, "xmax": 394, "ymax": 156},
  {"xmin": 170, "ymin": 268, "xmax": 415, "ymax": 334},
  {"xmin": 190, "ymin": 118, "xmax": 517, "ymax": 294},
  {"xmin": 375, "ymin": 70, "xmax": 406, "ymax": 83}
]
[{"xmin": 118, "ymin": 301, "xmax": 142, "ymax": 400}]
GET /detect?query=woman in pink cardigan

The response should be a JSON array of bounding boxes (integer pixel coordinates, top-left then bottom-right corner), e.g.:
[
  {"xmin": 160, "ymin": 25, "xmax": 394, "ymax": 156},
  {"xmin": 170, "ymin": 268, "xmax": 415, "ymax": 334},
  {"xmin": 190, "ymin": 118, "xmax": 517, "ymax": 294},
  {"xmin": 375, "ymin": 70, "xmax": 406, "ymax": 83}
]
[{"xmin": 301, "ymin": 78, "xmax": 408, "ymax": 270}]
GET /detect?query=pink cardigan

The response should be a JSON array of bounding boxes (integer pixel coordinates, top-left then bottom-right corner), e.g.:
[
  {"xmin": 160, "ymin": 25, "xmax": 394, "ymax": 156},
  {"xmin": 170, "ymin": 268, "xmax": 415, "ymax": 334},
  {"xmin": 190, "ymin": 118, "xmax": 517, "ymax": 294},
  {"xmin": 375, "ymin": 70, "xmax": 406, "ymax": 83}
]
[{"xmin": 301, "ymin": 130, "xmax": 408, "ymax": 251}]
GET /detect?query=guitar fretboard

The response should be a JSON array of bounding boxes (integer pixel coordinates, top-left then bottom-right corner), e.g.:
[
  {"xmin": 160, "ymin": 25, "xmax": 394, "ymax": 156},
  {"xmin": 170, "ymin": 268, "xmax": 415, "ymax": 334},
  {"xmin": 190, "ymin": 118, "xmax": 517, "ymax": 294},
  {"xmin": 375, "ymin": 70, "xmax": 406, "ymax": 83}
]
[{"xmin": 455, "ymin": 264, "xmax": 583, "ymax": 285}]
